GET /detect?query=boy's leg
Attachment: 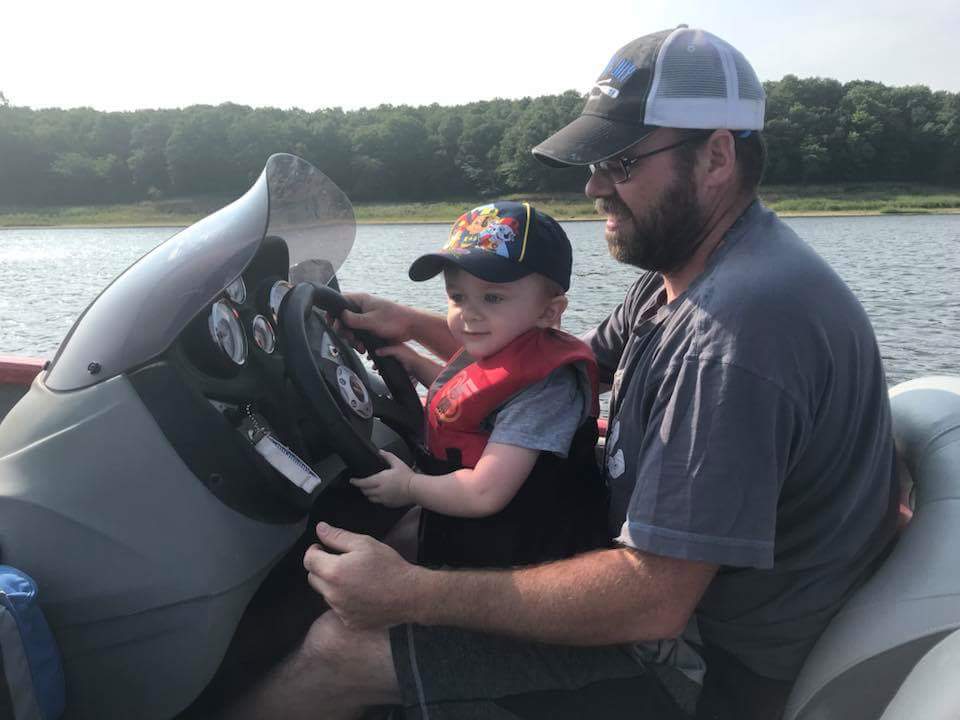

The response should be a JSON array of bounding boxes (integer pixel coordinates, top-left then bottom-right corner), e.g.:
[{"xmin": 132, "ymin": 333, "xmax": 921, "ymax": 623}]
[{"xmin": 381, "ymin": 506, "xmax": 421, "ymax": 562}]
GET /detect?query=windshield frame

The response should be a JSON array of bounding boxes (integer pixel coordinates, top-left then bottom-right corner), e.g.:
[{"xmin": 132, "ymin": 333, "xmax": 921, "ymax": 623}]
[{"xmin": 44, "ymin": 154, "xmax": 355, "ymax": 392}]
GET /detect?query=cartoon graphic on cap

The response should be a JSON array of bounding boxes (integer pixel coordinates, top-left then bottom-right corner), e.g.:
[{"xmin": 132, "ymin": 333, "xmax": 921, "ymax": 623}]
[{"xmin": 445, "ymin": 204, "xmax": 521, "ymax": 260}]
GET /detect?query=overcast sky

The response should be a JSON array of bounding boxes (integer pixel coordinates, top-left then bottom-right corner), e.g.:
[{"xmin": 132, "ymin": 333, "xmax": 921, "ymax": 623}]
[{"xmin": 3, "ymin": 0, "xmax": 957, "ymax": 112}]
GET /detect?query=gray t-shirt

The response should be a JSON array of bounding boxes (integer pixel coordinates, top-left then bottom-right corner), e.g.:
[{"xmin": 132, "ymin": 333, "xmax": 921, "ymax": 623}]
[
  {"xmin": 583, "ymin": 201, "xmax": 898, "ymax": 681},
  {"xmin": 486, "ymin": 366, "xmax": 586, "ymax": 457}
]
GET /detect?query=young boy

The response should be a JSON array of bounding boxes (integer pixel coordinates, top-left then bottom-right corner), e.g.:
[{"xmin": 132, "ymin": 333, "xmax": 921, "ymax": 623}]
[{"xmin": 350, "ymin": 201, "xmax": 608, "ymax": 568}]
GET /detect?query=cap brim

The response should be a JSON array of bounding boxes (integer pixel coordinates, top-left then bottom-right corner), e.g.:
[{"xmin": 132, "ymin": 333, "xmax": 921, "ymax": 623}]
[
  {"xmin": 409, "ymin": 252, "xmax": 531, "ymax": 284},
  {"xmin": 532, "ymin": 114, "xmax": 657, "ymax": 167}
]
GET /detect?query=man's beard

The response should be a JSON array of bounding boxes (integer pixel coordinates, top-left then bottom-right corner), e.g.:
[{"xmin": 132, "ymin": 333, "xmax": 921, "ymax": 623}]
[{"xmin": 596, "ymin": 171, "xmax": 706, "ymax": 274}]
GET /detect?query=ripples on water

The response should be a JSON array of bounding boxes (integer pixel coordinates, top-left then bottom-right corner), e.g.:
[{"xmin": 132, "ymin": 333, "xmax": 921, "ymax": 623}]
[
  {"xmin": 1, "ymin": 215, "xmax": 957, "ymax": 386},
  {"xmin": 0, "ymin": 228, "xmax": 170, "ymax": 356}
]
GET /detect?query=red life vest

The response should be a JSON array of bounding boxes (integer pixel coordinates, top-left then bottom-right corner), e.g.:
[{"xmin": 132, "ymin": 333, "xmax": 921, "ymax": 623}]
[{"xmin": 425, "ymin": 328, "xmax": 600, "ymax": 469}]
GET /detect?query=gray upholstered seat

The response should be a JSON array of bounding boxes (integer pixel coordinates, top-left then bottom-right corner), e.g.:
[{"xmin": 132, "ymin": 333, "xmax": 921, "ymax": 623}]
[
  {"xmin": 879, "ymin": 626, "xmax": 960, "ymax": 720},
  {"xmin": 784, "ymin": 377, "xmax": 960, "ymax": 720}
]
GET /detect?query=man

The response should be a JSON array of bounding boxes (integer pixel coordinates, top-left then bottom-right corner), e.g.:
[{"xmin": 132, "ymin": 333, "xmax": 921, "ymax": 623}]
[{"xmin": 237, "ymin": 26, "xmax": 898, "ymax": 720}]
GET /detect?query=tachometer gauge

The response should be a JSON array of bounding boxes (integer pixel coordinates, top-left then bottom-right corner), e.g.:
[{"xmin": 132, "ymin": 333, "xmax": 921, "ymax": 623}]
[
  {"xmin": 208, "ymin": 300, "xmax": 247, "ymax": 365},
  {"xmin": 252, "ymin": 315, "xmax": 276, "ymax": 354},
  {"xmin": 225, "ymin": 277, "xmax": 247, "ymax": 304},
  {"xmin": 269, "ymin": 280, "xmax": 293, "ymax": 322}
]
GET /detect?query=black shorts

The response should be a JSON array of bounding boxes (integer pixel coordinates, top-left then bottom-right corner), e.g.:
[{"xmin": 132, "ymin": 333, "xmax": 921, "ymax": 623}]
[{"xmin": 388, "ymin": 624, "xmax": 692, "ymax": 720}]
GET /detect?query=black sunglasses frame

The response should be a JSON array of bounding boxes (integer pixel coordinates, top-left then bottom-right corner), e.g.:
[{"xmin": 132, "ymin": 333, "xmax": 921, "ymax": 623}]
[{"xmin": 589, "ymin": 132, "xmax": 713, "ymax": 184}]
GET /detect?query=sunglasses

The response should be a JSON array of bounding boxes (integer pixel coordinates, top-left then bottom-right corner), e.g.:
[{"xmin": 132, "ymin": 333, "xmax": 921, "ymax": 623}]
[{"xmin": 589, "ymin": 132, "xmax": 711, "ymax": 184}]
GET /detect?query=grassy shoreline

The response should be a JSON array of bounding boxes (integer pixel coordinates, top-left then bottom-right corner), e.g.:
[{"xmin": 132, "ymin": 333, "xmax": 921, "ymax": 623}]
[{"xmin": 2, "ymin": 183, "xmax": 959, "ymax": 228}]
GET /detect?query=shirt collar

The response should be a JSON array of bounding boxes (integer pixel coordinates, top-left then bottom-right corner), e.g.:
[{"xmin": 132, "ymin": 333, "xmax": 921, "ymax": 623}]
[{"xmin": 633, "ymin": 198, "xmax": 762, "ymax": 329}]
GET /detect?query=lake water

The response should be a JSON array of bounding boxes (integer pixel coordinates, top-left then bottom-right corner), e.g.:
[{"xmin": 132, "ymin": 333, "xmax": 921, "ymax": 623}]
[{"xmin": 0, "ymin": 214, "xmax": 958, "ymax": 386}]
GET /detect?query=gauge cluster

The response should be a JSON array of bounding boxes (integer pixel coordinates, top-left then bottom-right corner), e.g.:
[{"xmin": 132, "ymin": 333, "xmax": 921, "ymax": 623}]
[
  {"xmin": 172, "ymin": 234, "xmax": 296, "ymax": 382},
  {"xmin": 206, "ymin": 277, "xmax": 277, "ymax": 367},
  {"xmin": 199, "ymin": 277, "xmax": 295, "ymax": 371}
]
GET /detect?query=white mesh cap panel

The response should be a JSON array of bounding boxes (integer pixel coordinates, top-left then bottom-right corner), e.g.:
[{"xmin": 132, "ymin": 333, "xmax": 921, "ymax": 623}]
[
  {"xmin": 645, "ymin": 27, "xmax": 765, "ymax": 130},
  {"xmin": 654, "ymin": 32, "xmax": 728, "ymax": 99},
  {"xmin": 733, "ymin": 52, "xmax": 764, "ymax": 101}
]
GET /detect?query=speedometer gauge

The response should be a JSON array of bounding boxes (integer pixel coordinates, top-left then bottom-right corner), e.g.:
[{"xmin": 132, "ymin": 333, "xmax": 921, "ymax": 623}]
[
  {"xmin": 252, "ymin": 315, "xmax": 276, "ymax": 354},
  {"xmin": 208, "ymin": 300, "xmax": 247, "ymax": 365},
  {"xmin": 225, "ymin": 277, "xmax": 247, "ymax": 304},
  {"xmin": 269, "ymin": 280, "xmax": 293, "ymax": 323}
]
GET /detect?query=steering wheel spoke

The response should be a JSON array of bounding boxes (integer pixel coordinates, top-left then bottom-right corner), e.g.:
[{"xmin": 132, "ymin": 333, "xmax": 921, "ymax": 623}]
[{"xmin": 370, "ymin": 391, "xmax": 422, "ymax": 439}]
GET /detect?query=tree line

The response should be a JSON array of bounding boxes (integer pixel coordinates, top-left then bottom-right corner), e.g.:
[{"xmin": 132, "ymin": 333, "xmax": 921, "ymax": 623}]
[{"xmin": 1, "ymin": 76, "xmax": 958, "ymax": 207}]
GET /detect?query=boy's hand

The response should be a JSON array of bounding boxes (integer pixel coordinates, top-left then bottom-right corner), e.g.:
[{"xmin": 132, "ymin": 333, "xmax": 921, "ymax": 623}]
[{"xmin": 349, "ymin": 451, "xmax": 415, "ymax": 507}]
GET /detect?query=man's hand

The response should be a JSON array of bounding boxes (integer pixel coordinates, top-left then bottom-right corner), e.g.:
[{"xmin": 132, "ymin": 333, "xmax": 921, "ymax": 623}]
[
  {"xmin": 304, "ymin": 522, "xmax": 424, "ymax": 629},
  {"xmin": 334, "ymin": 292, "xmax": 416, "ymax": 351},
  {"xmin": 349, "ymin": 451, "xmax": 415, "ymax": 508}
]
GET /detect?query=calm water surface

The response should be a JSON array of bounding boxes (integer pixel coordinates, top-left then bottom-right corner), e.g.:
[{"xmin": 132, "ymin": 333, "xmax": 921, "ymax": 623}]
[{"xmin": 0, "ymin": 215, "xmax": 957, "ymax": 386}]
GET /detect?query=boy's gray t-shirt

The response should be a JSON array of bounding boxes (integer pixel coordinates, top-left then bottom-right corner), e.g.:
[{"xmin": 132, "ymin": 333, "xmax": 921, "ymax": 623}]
[
  {"xmin": 583, "ymin": 201, "xmax": 899, "ymax": 681},
  {"xmin": 485, "ymin": 366, "xmax": 587, "ymax": 456}
]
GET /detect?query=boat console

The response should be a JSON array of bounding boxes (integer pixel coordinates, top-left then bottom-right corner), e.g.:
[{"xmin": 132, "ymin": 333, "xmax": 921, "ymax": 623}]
[{"xmin": 0, "ymin": 155, "xmax": 421, "ymax": 719}]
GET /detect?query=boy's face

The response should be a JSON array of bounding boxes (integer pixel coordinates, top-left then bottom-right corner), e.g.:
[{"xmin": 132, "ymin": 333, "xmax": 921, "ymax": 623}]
[{"xmin": 443, "ymin": 268, "xmax": 567, "ymax": 359}]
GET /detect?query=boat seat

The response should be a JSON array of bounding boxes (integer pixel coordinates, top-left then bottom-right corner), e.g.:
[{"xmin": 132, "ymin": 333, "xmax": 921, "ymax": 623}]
[
  {"xmin": 879, "ymin": 626, "xmax": 960, "ymax": 719},
  {"xmin": 784, "ymin": 376, "xmax": 960, "ymax": 720}
]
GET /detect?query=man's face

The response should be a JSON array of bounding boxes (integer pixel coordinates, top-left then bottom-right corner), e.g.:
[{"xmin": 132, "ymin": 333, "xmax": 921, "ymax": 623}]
[{"xmin": 587, "ymin": 130, "xmax": 707, "ymax": 274}]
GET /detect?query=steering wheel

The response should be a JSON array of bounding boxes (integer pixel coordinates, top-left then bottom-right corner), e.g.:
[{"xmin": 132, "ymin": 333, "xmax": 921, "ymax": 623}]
[{"xmin": 280, "ymin": 282, "xmax": 423, "ymax": 477}]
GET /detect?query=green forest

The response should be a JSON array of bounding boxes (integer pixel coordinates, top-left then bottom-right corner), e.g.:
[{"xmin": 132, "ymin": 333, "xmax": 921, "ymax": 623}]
[{"xmin": 1, "ymin": 76, "xmax": 958, "ymax": 208}]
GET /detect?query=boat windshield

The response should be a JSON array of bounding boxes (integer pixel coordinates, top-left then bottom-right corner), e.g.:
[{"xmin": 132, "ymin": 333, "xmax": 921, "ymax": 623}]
[{"xmin": 44, "ymin": 154, "xmax": 355, "ymax": 391}]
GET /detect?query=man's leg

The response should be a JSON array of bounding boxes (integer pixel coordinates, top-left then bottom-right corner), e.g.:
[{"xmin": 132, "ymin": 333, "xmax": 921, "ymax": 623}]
[
  {"xmin": 228, "ymin": 611, "xmax": 401, "ymax": 720},
  {"xmin": 389, "ymin": 624, "xmax": 688, "ymax": 719},
  {"xmin": 227, "ymin": 616, "xmax": 692, "ymax": 720}
]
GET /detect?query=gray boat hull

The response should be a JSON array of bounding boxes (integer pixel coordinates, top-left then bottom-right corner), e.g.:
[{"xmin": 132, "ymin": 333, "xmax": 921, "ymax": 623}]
[{"xmin": 0, "ymin": 374, "xmax": 304, "ymax": 719}]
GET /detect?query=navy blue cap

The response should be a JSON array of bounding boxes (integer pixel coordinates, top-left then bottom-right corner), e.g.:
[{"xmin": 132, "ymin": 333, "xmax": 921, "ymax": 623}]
[{"xmin": 409, "ymin": 201, "xmax": 573, "ymax": 291}]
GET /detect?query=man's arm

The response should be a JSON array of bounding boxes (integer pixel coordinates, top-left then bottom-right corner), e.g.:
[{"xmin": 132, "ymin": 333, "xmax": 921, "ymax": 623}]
[
  {"xmin": 305, "ymin": 524, "xmax": 717, "ymax": 645},
  {"xmin": 419, "ymin": 546, "xmax": 717, "ymax": 644},
  {"xmin": 340, "ymin": 292, "xmax": 460, "ymax": 360}
]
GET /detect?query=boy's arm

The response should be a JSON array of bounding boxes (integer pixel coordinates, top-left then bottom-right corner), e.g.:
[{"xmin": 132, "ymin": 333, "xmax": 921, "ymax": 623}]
[
  {"xmin": 352, "ymin": 368, "xmax": 583, "ymax": 515},
  {"xmin": 350, "ymin": 443, "xmax": 538, "ymax": 518},
  {"xmin": 408, "ymin": 354, "xmax": 444, "ymax": 387},
  {"xmin": 410, "ymin": 443, "xmax": 538, "ymax": 516},
  {"xmin": 376, "ymin": 343, "xmax": 444, "ymax": 387}
]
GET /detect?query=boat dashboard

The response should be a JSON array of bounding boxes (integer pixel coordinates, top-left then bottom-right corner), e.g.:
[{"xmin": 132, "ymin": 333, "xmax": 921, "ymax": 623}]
[{"xmin": 125, "ymin": 236, "xmax": 413, "ymax": 524}]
